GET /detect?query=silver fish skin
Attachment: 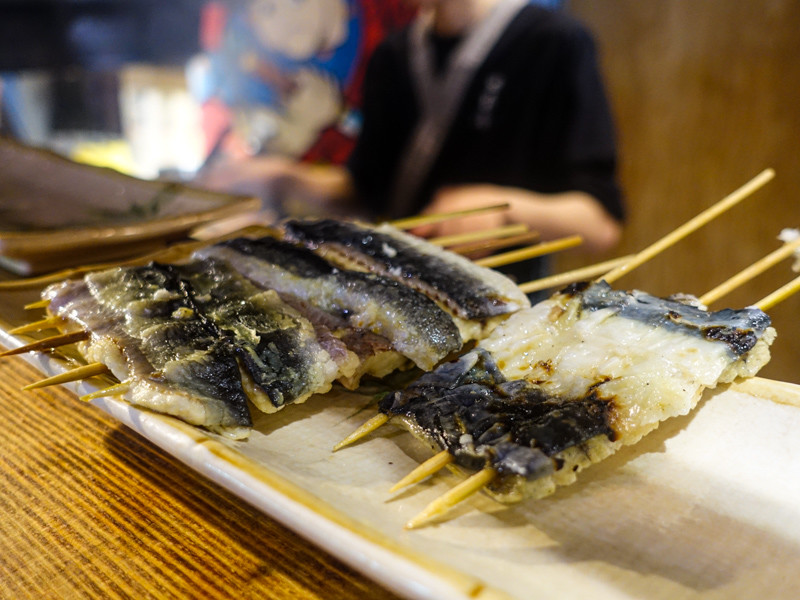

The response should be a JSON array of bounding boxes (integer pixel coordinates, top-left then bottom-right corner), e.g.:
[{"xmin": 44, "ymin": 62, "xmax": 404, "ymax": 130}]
[
  {"xmin": 83, "ymin": 264, "xmax": 254, "ymax": 432},
  {"xmin": 195, "ymin": 237, "xmax": 462, "ymax": 371},
  {"xmin": 44, "ymin": 277, "xmax": 253, "ymax": 438},
  {"xmin": 174, "ymin": 258, "xmax": 341, "ymax": 412},
  {"xmin": 282, "ymin": 219, "xmax": 530, "ymax": 321}
]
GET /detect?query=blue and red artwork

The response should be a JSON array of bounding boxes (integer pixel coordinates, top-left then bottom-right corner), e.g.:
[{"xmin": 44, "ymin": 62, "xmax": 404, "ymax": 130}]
[{"xmin": 193, "ymin": 0, "xmax": 416, "ymax": 165}]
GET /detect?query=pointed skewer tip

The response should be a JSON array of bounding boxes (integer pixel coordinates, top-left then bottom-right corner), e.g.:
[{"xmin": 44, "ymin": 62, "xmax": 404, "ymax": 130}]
[
  {"xmin": 428, "ymin": 223, "xmax": 529, "ymax": 248},
  {"xmin": 333, "ymin": 413, "xmax": 389, "ymax": 451},
  {"xmin": 22, "ymin": 362, "xmax": 110, "ymax": 391},
  {"xmin": 24, "ymin": 299, "xmax": 51, "ymax": 310},
  {"xmin": 389, "ymin": 450, "xmax": 454, "ymax": 493},
  {"xmin": 0, "ymin": 331, "xmax": 89, "ymax": 357},
  {"xmin": 388, "ymin": 203, "xmax": 510, "ymax": 231},
  {"xmin": 8, "ymin": 316, "xmax": 63, "ymax": 335},
  {"xmin": 474, "ymin": 235, "xmax": 582, "ymax": 269},
  {"xmin": 404, "ymin": 467, "xmax": 497, "ymax": 529},
  {"xmin": 80, "ymin": 381, "xmax": 131, "ymax": 402}
]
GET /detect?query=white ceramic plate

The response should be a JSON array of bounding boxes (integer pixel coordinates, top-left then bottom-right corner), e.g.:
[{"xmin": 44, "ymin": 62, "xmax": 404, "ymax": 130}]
[
  {"xmin": 3, "ymin": 325, "xmax": 800, "ymax": 600},
  {"xmin": 0, "ymin": 139, "xmax": 260, "ymax": 275}
]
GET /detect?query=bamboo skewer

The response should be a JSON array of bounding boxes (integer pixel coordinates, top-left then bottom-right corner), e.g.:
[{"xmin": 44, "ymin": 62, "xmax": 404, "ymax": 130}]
[
  {"xmin": 474, "ymin": 235, "xmax": 582, "ymax": 269},
  {"xmin": 699, "ymin": 237, "xmax": 800, "ymax": 306},
  {"xmin": 428, "ymin": 224, "xmax": 529, "ymax": 247},
  {"xmin": 332, "ymin": 413, "xmax": 389, "ymax": 451},
  {"xmin": 389, "ymin": 451, "xmax": 454, "ymax": 493},
  {"xmin": 8, "ymin": 316, "xmax": 63, "ymax": 335},
  {"xmin": 602, "ymin": 169, "xmax": 775, "ymax": 285},
  {"xmin": 0, "ymin": 331, "xmax": 89, "ymax": 357},
  {"xmin": 25, "ymin": 299, "xmax": 51, "ymax": 310},
  {"xmin": 81, "ymin": 381, "xmax": 131, "ymax": 402},
  {"xmin": 447, "ymin": 231, "xmax": 541, "ymax": 257},
  {"xmin": 405, "ymin": 468, "xmax": 497, "ymax": 530},
  {"xmin": 519, "ymin": 254, "xmax": 635, "ymax": 294},
  {"xmin": 754, "ymin": 273, "xmax": 800, "ymax": 312},
  {"xmin": 22, "ymin": 362, "xmax": 110, "ymax": 390},
  {"xmin": 388, "ymin": 203, "xmax": 510, "ymax": 230},
  {"xmin": 188, "ymin": 214, "xmax": 274, "ymax": 241}
]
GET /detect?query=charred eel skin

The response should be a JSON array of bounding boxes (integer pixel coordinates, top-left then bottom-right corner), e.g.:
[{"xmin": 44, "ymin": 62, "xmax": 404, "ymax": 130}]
[
  {"xmin": 283, "ymin": 219, "xmax": 529, "ymax": 321},
  {"xmin": 379, "ymin": 349, "xmax": 615, "ymax": 483}
]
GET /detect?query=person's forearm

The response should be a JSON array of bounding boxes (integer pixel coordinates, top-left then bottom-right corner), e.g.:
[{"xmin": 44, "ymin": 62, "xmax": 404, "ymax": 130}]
[
  {"xmin": 420, "ymin": 184, "xmax": 622, "ymax": 253},
  {"xmin": 286, "ymin": 162, "xmax": 356, "ymax": 206},
  {"xmin": 198, "ymin": 155, "xmax": 359, "ymax": 213},
  {"xmin": 504, "ymin": 188, "xmax": 622, "ymax": 253}
]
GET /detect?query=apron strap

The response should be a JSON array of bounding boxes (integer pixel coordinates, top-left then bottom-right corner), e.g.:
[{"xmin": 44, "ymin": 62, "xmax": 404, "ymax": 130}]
[{"xmin": 387, "ymin": 0, "xmax": 527, "ymax": 217}]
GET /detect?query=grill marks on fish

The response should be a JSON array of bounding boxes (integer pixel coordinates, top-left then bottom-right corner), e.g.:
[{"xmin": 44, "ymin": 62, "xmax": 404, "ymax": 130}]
[
  {"xmin": 196, "ymin": 237, "xmax": 462, "ymax": 371},
  {"xmin": 282, "ymin": 219, "xmax": 530, "ymax": 323}
]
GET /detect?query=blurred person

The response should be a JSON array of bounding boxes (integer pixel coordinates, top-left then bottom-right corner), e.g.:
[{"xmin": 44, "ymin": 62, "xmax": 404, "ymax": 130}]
[
  {"xmin": 199, "ymin": 0, "xmax": 623, "ymax": 270},
  {"xmin": 190, "ymin": 1, "xmax": 415, "ymax": 184}
]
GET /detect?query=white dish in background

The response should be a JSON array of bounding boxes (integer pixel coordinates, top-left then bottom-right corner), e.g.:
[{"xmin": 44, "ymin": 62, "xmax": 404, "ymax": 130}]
[
  {"xmin": 0, "ymin": 138, "xmax": 260, "ymax": 275},
  {"xmin": 2, "ymin": 325, "xmax": 800, "ymax": 600}
]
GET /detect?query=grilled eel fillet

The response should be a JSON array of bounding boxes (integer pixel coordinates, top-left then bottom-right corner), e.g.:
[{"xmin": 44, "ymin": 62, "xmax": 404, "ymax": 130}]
[
  {"xmin": 380, "ymin": 281, "xmax": 776, "ymax": 502},
  {"xmin": 195, "ymin": 236, "xmax": 463, "ymax": 372},
  {"xmin": 40, "ymin": 236, "xmax": 465, "ymax": 435},
  {"xmin": 282, "ymin": 219, "xmax": 530, "ymax": 341},
  {"xmin": 46, "ymin": 267, "xmax": 254, "ymax": 438},
  {"xmin": 172, "ymin": 258, "xmax": 344, "ymax": 413}
]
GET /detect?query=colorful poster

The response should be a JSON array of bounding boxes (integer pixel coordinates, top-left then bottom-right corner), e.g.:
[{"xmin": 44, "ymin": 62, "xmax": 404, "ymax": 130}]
[{"xmin": 192, "ymin": 0, "xmax": 416, "ymax": 165}]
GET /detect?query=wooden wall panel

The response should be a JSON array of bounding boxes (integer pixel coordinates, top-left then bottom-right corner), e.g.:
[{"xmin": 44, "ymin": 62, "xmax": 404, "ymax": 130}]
[{"xmin": 565, "ymin": 0, "xmax": 800, "ymax": 382}]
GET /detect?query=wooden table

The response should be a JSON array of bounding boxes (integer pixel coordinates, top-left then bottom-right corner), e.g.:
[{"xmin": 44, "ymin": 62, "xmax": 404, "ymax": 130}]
[{"xmin": 0, "ymin": 346, "xmax": 402, "ymax": 599}]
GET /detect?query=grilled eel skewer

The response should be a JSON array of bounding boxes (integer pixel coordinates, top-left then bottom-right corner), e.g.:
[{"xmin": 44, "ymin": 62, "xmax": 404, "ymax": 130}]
[{"xmin": 338, "ymin": 281, "xmax": 776, "ymax": 527}]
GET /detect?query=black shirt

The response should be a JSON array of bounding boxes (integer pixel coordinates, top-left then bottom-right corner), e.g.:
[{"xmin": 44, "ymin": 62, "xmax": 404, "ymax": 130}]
[{"xmin": 348, "ymin": 5, "xmax": 624, "ymax": 222}]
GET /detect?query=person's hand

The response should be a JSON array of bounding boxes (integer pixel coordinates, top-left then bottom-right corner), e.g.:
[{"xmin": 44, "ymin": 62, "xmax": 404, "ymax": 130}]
[
  {"xmin": 196, "ymin": 156, "xmax": 356, "ymax": 219},
  {"xmin": 197, "ymin": 155, "xmax": 297, "ymax": 197},
  {"xmin": 410, "ymin": 183, "xmax": 622, "ymax": 253},
  {"xmin": 410, "ymin": 184, "xmax": 511, "ymax": 239}
]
